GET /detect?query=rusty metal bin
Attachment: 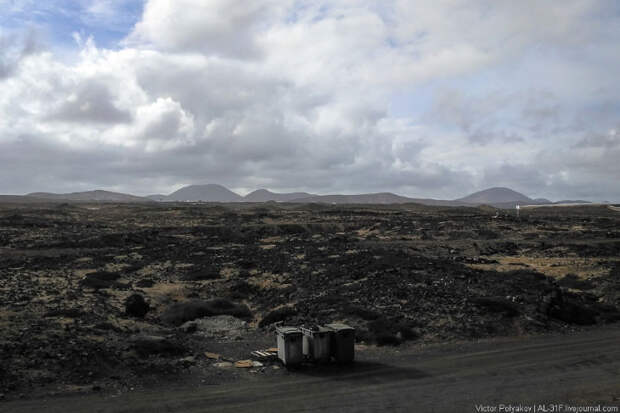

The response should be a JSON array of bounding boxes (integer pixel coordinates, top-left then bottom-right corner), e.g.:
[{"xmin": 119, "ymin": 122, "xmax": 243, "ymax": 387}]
[
  {"xmin": 325, "ymin": 323, "xmax": 355, "ymax": 363},
  {"xmin": 276, "ymin": 326, "xmax": 303, "ymax": 366},
  {"xmin": 300, "ymin": 325, "xmax": 331, "ymax": 363}
]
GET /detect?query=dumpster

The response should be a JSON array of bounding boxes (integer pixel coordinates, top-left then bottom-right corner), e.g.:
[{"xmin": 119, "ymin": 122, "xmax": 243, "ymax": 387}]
[
  {"xmin": 301, "ymin": 325, "xmax": 331, "ymax": 363},
  {"xmin": 325, "ymin": 323, "xmax": 355, "ymax": 363},
  {"xmin": 276, "ymin": 326, "xmax": 303, "ymax": 366}
]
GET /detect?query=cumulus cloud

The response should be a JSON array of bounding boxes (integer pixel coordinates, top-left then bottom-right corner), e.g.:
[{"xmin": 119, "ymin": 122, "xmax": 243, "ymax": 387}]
[
  {"xmin": 48, "ymin": 79, "xmax": 132, "ymax": 124},
  {"xmin": 126, "ymin": 0, "xmax": 285, "ymax": 58},
  {"xmin": 0, "ymin": 28, "xmax": 40, "ymax": 78},
  {"xmin": 0, "ymin": 0, "xmax": 619, "ymax": 200}
]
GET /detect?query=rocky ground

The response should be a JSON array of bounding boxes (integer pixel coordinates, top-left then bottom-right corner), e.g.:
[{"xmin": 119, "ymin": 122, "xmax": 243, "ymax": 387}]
[{"xmin": 0, "ymin": 201, "xmax": 619, "ymax": 401}]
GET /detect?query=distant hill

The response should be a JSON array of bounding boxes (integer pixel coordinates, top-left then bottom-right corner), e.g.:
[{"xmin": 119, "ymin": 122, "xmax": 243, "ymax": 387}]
[
  {"xmin": 407, "ymin": 198, "xmax": 468, "ymax": 207},
  {"xmin": 456, "ymin": 187, "xmax": 533, "ymax": 204},
  {"xmin": 146, "ymin": 194, "xmax": 169, "ymax": 202},
  {"xmin": 166, "ymin": 184, "xmax": 242, "ymax": 202},
  {"xmin": 288, "ymin": 192, "xmax": 469, "ymax": 206},
  {"xmin": 11, "ymin": 184, "xmax": 591, "ymax": 208},
  {"xmin": 533, "ymin": 198, "xmax": 552, "ymax": 204},
  {"xmin": 554, "ymin": 200, "xmax": 591, "ymax": 205},
  {"xmin": 26, "ymin": 190, "xmax": 152, "ymax": 203},
  {"xmin": 244, "ymin": 189, "xmax": 314, "ymax": 202},
  {"xmin": 290, "ymin": 192, "xmax": 417, "ymax": 204}
]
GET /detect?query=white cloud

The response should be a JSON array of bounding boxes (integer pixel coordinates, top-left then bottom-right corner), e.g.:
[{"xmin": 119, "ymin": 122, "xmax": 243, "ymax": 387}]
[
  {"xmin": 126, "ymin": 0, "xmax": 289, "ymax": 58},
  {"xmin": 0, "ymin": 0, "xmax": 619, "ymax": 200}
]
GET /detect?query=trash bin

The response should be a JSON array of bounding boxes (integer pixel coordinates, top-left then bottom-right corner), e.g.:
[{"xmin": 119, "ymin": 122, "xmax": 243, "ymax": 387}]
[
  {"xmin": 276, "ymin": 326, "xmax": 303, "ymax": 366},
  {"xmin": 301, "ymin": 325, "xmax": 331, "ymax": 363},
  {"xmin": 325, "ymin": 323, "xmax": 355, "ymax": 363}
]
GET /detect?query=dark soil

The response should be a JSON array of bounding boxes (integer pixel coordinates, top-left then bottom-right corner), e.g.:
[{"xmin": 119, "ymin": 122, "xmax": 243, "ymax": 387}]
[{"xmin": 0, "ymin": 201, "xmax": 618, "ymax": 400}]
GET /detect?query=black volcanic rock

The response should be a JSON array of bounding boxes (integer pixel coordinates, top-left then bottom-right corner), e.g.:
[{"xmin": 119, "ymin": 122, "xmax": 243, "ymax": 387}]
[
  {"xmin": 471, "ymin": 296, "xmax": 520, "ymax": 317},
  {"xmin": 130, "ymin": 335, "xmax": 184, "ymax": 356},
  {"xmin": 79, "ymin": 271, "xmax": 121, "ymax": 289},
  {"xmin": 181, "ymin": 267, "xmax": 221, "ymax": 281},
  {"xmin": 125, "ymin": 294, "xmax": 150, "ymax": 318},
  {"xmin": 258, "ymin": 306, "xmax": 297, "ymax": 328},
  {"xmin": 160, "ymin": 299, "xmax": 252, "ymax": 326},
  {"xmin": 549, "ymin": 301, "xmax": 598, "ymax": 325},
  {"xmin": 166, "ymin": 184, "xmax": 242, "ymax": 202},
  {"xmin": 135, "ymin": 279, "xmax": 155, "ymax": 288}
]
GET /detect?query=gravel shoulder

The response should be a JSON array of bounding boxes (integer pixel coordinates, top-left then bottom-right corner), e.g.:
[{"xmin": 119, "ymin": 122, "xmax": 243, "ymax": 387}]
[{"xmin": 4, "ymin": 324, "xmax": 620, "ymax": 413}]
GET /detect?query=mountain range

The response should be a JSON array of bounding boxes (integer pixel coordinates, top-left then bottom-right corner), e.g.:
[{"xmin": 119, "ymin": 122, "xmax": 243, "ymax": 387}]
[
  {"xmin": 161, "ymin": 184, "xmax": 243, "ymax": 202},
  {"xmin": 1, "ymin": 185, "xmax": 592, "ymax": 208},
  {"xmin": 455, "ymin": 187, "xmax": 532, "ymax": 204},
  {"xmin": 26, "ymin": 190, "xmax": 152, "ymax": 203},
  {"xmin": 244, "ymin": 189, "xmax": 314, "ymax": 202}
]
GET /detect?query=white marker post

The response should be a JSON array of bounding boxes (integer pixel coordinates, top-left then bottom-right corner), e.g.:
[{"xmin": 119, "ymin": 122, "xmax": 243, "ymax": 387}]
[{"xmin": 516, "ymin": 204, "xmax": 520, "ymax": 218}]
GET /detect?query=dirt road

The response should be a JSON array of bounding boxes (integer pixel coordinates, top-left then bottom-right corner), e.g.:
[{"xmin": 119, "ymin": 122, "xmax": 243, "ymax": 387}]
[{"xmin": 4, "ymin": 326, "xmax": 620, "ymax": 413}]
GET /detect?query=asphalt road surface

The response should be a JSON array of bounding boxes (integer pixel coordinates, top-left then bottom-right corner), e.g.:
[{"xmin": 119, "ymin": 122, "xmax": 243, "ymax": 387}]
[{"xmin": 4, "ymin": 326, "xmax": 620, "ymax": 413}]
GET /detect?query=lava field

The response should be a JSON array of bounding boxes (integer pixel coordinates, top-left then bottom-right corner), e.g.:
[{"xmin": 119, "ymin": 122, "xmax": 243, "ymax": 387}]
[{"xmin": 1, "ymin": 201, "xmax": 619, "ymax": 398}]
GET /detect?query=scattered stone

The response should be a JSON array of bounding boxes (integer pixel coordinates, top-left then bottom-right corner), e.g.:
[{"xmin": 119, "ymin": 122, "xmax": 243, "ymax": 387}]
[
  {"xmin": 181, "ymin": 268, "xmax": 220, "ymax": 281},
  {"xmin": 204, "ymin": 352, "xmax": 221, "ymax": 360},
  {"xmin": 549, "ymin": 301, "xmax": 597, "ymax": 325},
  {"xmin": 182, "ymin": 321, "xmax": 198, "ymax": 333},
  {"xmin": 2, "ymin": 202, "xmax": 620, "ymax": 397},
  {"xmin": 180, "ymin": 316, "xmax": 248, "ymax": 339},
  {"xmin": 93, "ymin": 321, "xmax": 123, "ymax": 333},
  {"xmin": 113, "ymin": 282, "xmax": 131, "ymax": 291},
  {"xmin": 44, "ymin": 308, "xmax": 85, "ymax": 318},
  {"xmin": 135, "ymin": 279, "xmax": 155, "ymax": 288},
  {"xmin": 130, "ymin": 335, "xmax": 184, "ymax": 356},
  {"xmin": 161, "ymin": 299, "xmax": 252, "ymax": 326},
  {"xmin": 362, "ymin": 317, "xmax": 420, "ymax": 346},
  {"xmin": 79, "ymin": 271, "xmax": 120, "ymax": 290},
  {"xmin": 258, "ymin": 306, "xmax": 297, "ymax": 328},
  {"xmin": 234, "ymin": 360, "xmax": 254, "ymax": 368},
  {"xmin": 228, "ymin": 280, "xmax": 255, "ymax": 299},
  {"xmin": 471, "ymin": 297, "xmax": 520, "ymax": 317},
  {"xmin": 557, "ymin": 274, "xmax": 595, "ymax": 290},
  {"xmin": 125, "ymin": 294, "xmax": 150, "ymax": 318},
  {"xmin": 214, "ymin": 362, "xmax": 233, "ymax": 368},
  {"xmin": 342, "ymin": 304, "xmax": 381, "ymax": 321},
  {"xmin": 177, "ymin": 356, "xmax": 196, "ymax": 368}
]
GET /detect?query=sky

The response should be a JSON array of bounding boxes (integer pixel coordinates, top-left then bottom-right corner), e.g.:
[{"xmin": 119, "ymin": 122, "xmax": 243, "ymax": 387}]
[{"xmin": 0, "ymin": 0, "xmax": 619, "ymax": 201}]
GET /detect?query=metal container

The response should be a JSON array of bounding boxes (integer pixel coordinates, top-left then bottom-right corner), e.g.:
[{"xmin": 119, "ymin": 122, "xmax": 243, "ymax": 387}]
[
  {"xmin": 325, "ymin": 323, "xmax": 355, "ymax": 363},
  {"xmin": 276, "ymin": 326, "xmax": 303, "ymax": 366},
  {"xmin": 300, "ymin": 325, "xmax": 332, "ymax": 363}
]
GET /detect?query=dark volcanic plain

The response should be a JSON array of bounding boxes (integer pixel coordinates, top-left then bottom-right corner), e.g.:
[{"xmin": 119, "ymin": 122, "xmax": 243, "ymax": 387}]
[{"xmin": 1, "ymin": 201, "xmax": 619, "ymax": 404}]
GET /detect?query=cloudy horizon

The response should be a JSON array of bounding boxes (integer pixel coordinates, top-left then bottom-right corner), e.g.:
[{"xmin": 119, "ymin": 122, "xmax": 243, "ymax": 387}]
[{"xmin": 1, "ymin": 1, "xmax": 619, "ymax": 202}]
